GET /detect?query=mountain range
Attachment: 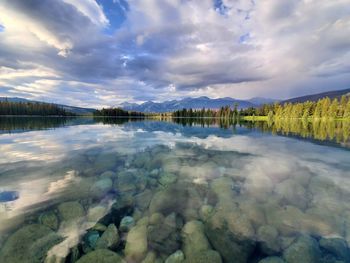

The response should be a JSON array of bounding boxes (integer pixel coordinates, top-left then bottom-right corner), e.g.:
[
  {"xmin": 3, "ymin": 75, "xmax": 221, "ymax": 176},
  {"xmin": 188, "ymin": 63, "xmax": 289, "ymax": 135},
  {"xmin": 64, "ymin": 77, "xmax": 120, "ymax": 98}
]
[
  {"xmin": 121, "ymin": 96, "xmax": 278, "ymax": 113},
  {"xmin": 1, "ymin": 88, "xmax": 349, "ymax": 114}
]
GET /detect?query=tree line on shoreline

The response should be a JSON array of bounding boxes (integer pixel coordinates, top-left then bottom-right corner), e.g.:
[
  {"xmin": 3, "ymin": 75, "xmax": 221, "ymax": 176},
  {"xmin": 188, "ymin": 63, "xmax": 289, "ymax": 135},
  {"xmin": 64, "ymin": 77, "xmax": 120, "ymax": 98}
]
[
  {"xmin": 0, "ymin": 100, "xmax": 74, "ymax": 116},
  {"xmin": 172, "ymin": 95, "xmax": 350, "ymax": 120}
]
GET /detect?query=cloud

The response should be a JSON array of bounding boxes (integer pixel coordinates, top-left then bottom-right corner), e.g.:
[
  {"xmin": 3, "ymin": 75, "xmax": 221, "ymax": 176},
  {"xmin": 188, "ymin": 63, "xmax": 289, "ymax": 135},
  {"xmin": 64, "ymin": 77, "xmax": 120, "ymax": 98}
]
[{"xmin": 0, "ymin": 0, "xmax": 349, "ymax": 105}]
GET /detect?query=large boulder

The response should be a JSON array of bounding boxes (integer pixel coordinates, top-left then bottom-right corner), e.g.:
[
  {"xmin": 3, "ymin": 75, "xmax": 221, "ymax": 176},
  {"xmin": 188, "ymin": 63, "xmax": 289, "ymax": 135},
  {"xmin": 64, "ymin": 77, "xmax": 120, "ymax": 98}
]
[
  {"xmin": 181, "ymin": 220, "xmax": 210, "ymax": 259},
  {"xmin": 125, "ymin": 217, "xmax": 149, "ymax": 262},
  {"xmin": 149, "ymin": 185, "xmax": 189, "ymax": 215},
  {"xmin": 76, "ymin": 249, "xmax": 125, "ymax": 263},
  {"xmin": 95, "ymin": 224, "xmax": 120, "ymax": 250},
  {"xmin": 39, "ymin": 211, "xmax": 59, "ymax": 231},
  {"xmin": 148, "ymin": 213, "xmax": 182, "ymax": 254},
  {"xmin": 204, "ymin": 212, "xmax": 255, "ymax": 263},
  {"xmin": 0, "ymin": 224, "xmax": 63, "ymax": 263},
  {"xmin": 319, "ymin": 237, "xmax": 350, "ymax": 262},
  {"xmin": 283, "ymin": 235, "xmax": 321, "ymax": 263},
  {"xmin": 90, "ymin": 178, "xmax": 113, "ymax": 198},
  {"xmin": 257, "ymin": 225, "xmax": 281, "ymax": 255},
  {"xmin": 58, "ymin": 201, "xmax": 84, "ymax": 221}
]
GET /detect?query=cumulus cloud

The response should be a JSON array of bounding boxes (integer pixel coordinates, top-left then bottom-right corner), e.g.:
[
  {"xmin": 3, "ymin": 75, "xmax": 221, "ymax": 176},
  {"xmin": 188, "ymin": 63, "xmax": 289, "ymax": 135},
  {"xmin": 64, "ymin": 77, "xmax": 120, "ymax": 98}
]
[{"xmin": 0, "ymin": 0, "xmax": 349, "ymax": 106}]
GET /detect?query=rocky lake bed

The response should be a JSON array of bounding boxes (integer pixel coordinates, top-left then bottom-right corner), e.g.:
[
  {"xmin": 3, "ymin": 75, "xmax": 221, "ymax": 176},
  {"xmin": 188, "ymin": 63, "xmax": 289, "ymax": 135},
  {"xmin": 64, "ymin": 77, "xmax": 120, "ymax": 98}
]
[{"xmin": 0, "ymin": 119, "xmax": 349, "ymax": 263}]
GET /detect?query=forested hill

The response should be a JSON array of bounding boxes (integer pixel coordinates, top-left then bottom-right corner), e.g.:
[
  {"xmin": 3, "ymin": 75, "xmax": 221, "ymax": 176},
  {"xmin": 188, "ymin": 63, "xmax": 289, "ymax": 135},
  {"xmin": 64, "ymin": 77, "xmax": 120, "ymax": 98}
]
[
  {"xmin": 0, "ymin": 100, "xmax": 74, "ymax": 116},
  {"xmin": 283, "ymin": 88, "xmax": 350, "ymax": 104}
]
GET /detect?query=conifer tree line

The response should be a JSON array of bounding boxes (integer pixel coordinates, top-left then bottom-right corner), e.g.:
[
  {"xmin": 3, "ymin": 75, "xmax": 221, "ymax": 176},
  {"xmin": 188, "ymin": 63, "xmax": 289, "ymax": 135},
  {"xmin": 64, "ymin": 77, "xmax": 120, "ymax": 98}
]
[
  {"xmin": 172, "ymin": 96, "xmax": 350, "ymax": 119},
  {"xmin": 93, "ymin": 108, "xmax": 145, "ymax": 117},
  {"xmin": 0, "ymin": 100, "xmax": 72, "ymax": 116}
]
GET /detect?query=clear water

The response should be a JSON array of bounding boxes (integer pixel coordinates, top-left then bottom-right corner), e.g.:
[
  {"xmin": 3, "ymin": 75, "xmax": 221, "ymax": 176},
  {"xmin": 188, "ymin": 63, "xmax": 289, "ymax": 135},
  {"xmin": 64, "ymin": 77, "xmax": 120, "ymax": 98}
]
[{"xmin": 0, "ymin": 117, "xmax": 349, "ymax": 263}]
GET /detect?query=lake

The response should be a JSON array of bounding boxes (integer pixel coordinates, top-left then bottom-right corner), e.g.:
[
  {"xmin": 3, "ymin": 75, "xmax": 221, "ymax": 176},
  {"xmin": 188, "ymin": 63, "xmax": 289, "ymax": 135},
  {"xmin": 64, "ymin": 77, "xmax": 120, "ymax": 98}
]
[{"xmin": 0, "ymin": 117, "xmax": 349, "ymax": 263}]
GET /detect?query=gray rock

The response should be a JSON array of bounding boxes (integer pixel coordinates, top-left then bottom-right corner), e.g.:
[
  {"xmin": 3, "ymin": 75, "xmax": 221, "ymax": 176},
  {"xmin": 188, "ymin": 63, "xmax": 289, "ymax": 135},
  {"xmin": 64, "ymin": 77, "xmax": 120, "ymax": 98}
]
[
  {"xmin": 76, "ymin": 249, "xmax": 125, "ymax": 263},
  {"xmin": 119, "ymin": 216, "xmax": 135, "ymax": 232},
  {"xmin": 39, "ymin": 211, "xmax": 59, "ymax": 231},
  {"xmin": 259, "ymin": 256, "xmax": 286, "ymax": 263},
  {"xmin": 184, "ymin": 250, "xmax": 222, "ymax": 263},
  {"xmin": 148, "ymin": 213, "xmax": 181, "ymax": 254},
  {"xmin": 58, "ymin": 201, "xmax": 84, "ymax": 221},
  {"xmin": 283, "ymin": 235, "xmax": 321, "ymax": 263},
  {"xmin": 204, "ymin": 213, "xmax": 255, "ymax": 263},
  {"xmin": 96, "ymin": 224, "xmax": 119, "ymax": 250},
  {"xmin": 319, "ymin": 238, "xmax": 350, "ymax": 262},
  {"xmin": 0, "ymin": 224, "xmax": 63, "ymax": 263},
  {"xmin": 165, "ymin": 250, "xmax": 185, "ymax": 263},
  {"xmin": 257, "ymin": 225, "xmax": 281, "ymax": 255}
]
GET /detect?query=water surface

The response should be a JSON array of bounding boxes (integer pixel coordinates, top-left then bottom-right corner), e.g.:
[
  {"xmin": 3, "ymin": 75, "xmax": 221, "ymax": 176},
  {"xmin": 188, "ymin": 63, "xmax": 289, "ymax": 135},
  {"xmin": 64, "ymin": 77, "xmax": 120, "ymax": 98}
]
[{"xmin": 0, "ymin": 117, "xmax": 349, "ymax": 263}]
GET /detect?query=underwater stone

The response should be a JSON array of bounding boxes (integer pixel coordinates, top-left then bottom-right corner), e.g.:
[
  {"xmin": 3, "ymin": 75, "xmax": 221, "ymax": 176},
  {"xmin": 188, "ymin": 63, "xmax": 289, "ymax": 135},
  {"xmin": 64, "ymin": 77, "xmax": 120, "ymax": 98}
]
[
  {"xmin": 0, "ymin": 224, "xmax": 63, "ymax": 263},
  {"xmin": 100, "ymin": 171, "xmax": 116, "ymax": 179},
  {"xmin": 181, "ymin": 220, "xmax": 210, "ymax": 259},
  {"xmin": 141, "ymin": 251, "xmax": 157, "ymax": 263},
  {"xmin": 39, "ymin": 211, "xmax": 59, "ymax": 231},
  {"xmin": 204, "ymin": 212, "xmax": 255, "ymax": 263},
  {"xmin": 76, "ymin": 249, "xmax": 125, "ymax": 263},
  {"xmin": 149, "ymin": 185, "xmax": 189, "ymax": 215},
  {"xmin": 159, "ymin": 172, "xmax": 177, "ymax": 187},
  {"xmin": 283, "ymin": 235, "xmax": 321, "ymax": 263},
  {"xmin": 85, "ymin": 231, "xmax": 100, "ymax": 249},
  {"xmin": 114, "ymin": 170, "xmax": 138, "ymax": 193},
  {"xmin": 275, "ymin": 179, "xmax": 308, "ymax": 210},
  {"xmin": 91, "ymin": 223, "xmax": 107, "ymax": 232},
  {"xmin": 184, "ymin": 250, "xmax": 222, "ymax": 263},
  {"xmin": 319, "ymin": 237, "xmax": 350, "ymax": 262},
  {"xmin": 119, "ymin": 216, "xmax": 135, "ymax": 232},
  {"xmin": 125, "ymin": 217, "xmax": 149, "ymax": 262},
  {"xmin": 257, "ymin": 225, "xmax": 281, "ymax": 255},
  {"xmin": 258, "ymin": 256, "xmax": 286, "ymax": 263},
  {"xmin": 148, "ymin": 213, "xmax": 181, "ymax": 254},
  {"xmin": 135, "ymin": 189, "xmax": 153, "ymax": 211},
  {"xmin": 199, "ymin": 205, "xmax": 214, "ymax": 221},
  {"xmin": 165, "ymin": 250, "xmax": 185, "ymax": 263},
  {"xmin": 58, "ymin": 201, "xmax": 84, "ymax": 221},
  {"xmin": 95, "ymin": 224, "xmax": 119, "ymax": 250},
  {"xmin": 90, "ymin": 178, "xmax": 113, "ymax": 198}
]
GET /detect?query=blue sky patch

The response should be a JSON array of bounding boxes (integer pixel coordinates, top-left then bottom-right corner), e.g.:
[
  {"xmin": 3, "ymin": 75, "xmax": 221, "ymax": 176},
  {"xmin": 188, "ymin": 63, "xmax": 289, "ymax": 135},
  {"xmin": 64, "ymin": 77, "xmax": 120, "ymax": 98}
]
[{"xmin": 97, "ymin": 0, "xmax": 129, "ymax": 34}]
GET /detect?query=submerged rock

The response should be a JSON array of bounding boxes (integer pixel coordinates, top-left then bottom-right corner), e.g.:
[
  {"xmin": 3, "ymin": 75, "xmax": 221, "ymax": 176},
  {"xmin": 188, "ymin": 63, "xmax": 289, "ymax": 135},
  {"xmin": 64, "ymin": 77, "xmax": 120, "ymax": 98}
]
[
  {"xmin": 39, "ymin": 211, "xmax": 59, "ymax": 231},
  {"xmin": 135, "ymin": 190, "xmax": 153, "ymax": 211},
  {"xmin": 58, "ymin": 201, "xmax": 84, "ymax": 221},
  {"xmin": 0, "ymin": 224, "xmax": 63, "ymax": 263},
  {"xmin": 84, "ymin": 231, "xmax": 100, "ymax": 250},
  {"xmin": 159, "ymin": 172, "xmax": 177, "ymax": 187},
  {"xmin": 283, "ymin": 235, "xmax": 321, "ymax": 263},
  {"xmin": 95, "ymin": 224, "xmax": 119, "ymax": 250},
  {"xmin": 165, "ymin": 250, "xmax": 185, "ymax": 263},
  {"xmin": 119, "ymin": 216, "xmax": 135, "ymax": 232},
  {"xmin": 90, "ymin": 178, "xmax": 113, "ymax": 198},
  {"xmin": 125, "ymin": 217, "xmax": 149, "ymax": 262},
  {"xmin": 319, "ymin": 237, "xmax": 350, "ymax": 262},
  {"xmin": 181, "ymin": 220, "xmax": 210, "ymax": 259},
  {"xmin": 76, "ymin": 249, "xmax": 125, "ymax": 263},
  {"xmin": 257, "ymin": 225, "xmax": 281, "ymax": 255},
  {"xmin": 184, "ymin": 250, "xmax": 222, "ymax": 263},
  {"xmin": 148, "ymin": 213, "xmax": 181, "ymax": 254},
  {"xmin": 258, "ymin": 256, "xmax": 286, "ymax": 263},
  {"xmin": 204, "ymin": 211, "xmax": 255, "ymax": 263}
]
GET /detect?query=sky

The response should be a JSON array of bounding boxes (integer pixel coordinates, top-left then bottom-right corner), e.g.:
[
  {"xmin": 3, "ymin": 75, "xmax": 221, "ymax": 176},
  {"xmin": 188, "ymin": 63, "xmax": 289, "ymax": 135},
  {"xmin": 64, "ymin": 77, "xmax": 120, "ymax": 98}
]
[{"xmin": 0, "ymin": 0, "xmax": 349, "ymax": 108}]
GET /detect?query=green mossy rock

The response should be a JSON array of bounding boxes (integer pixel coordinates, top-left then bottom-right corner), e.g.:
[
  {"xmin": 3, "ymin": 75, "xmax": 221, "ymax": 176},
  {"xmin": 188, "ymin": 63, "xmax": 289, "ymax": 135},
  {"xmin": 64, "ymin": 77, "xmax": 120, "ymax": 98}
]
[
  {"xmin": 0, "ymin": 224, "xmax": 63, "ymax": 263},
  {"xmin": 58, "ymin": 201, "xmax": 84, "ymax": 221},
  {"xmin": 283, "ymin": 235, "xmax": 321, "ymax": 263},
  {"xmin": 259, "ymin": 256, "xmax": 286, "ymax": 263},
  {"xmin": 95, "ymin": 224, "xmax": 120, "ymax": 250},
  {"xmin": 76, "ymin": 249, "xmax": 125, "ymax": 263},
  {"xmin": 184, "ymin": 250, "xmax": 222, "ymax": 263},
  {"xmin": 39, "ymin": 211, "xmax": 59, "ymax": 231}
]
